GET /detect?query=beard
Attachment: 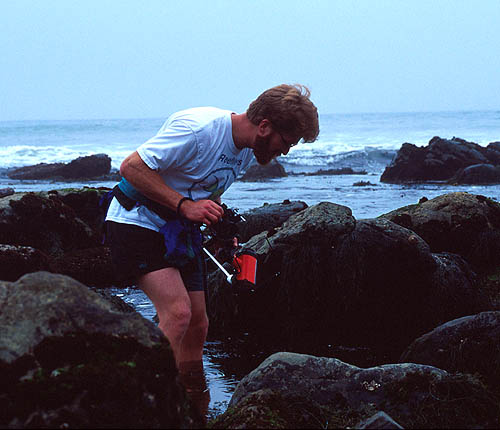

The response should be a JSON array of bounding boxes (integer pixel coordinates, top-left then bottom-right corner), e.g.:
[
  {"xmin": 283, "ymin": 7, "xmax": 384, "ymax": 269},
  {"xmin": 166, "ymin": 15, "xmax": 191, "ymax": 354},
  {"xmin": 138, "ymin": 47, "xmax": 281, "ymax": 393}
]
[{"xmin": 253, "ymin": 136, "xmax": 276, "ymax": 165}]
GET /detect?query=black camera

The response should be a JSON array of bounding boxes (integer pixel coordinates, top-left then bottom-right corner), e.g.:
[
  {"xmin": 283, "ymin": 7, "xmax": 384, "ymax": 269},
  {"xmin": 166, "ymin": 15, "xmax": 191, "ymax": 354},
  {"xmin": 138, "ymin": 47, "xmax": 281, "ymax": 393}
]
[{"xmin": 208, "ymin": 203, "xmax": 243, "ymax": 243}]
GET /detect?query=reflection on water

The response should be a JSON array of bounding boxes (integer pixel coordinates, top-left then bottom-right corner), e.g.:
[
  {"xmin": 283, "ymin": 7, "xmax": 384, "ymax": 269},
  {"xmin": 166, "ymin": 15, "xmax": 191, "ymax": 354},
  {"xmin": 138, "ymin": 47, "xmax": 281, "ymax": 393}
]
[{"xmin": 111, "ymin": 287, "xmax": 240, "ymax": 418}]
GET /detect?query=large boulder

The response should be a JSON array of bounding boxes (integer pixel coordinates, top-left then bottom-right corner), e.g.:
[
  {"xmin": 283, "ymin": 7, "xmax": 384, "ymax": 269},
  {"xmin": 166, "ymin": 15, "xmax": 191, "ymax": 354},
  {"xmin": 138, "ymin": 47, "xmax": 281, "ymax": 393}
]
[
  {"xmin": 238, "ymin": 200, "xmax": 308, "ymax": 243},
  {"xmin": 380, "ymin": 192, "xmax": 500, "ymax": 274},
  {"xmin": 448, "ymin": 163, "xmax": 500, "ymax": 185},
  {"xmin": 0, "ymin": 244, "xmax": 52, "ymax": 281},
  {"xmin": 0, "ymin": 189, "xmax": 114, "ymax": 287},
  {"xmin": 7, "ymin": 154, "xmax": 112, "ymax": 180},
  {"xmin": 380, "ymin": 136, "xmax": 499, "ymax": 184},
  {"xmin": 0, "ymin": 188, "xmax": 14, "ymax": 198},
  {"xmin": 211, "ymin": 352, "xmax": 499, "ymax": 429},
  {"xmin": 0, "ymin": 192, "xmax": 100, "ymax": 257},
  {"xmin": 0, "ymin": 272, "xmax": 196, "ymax": 428},
  {"xmin": 239, "ymin": 159, "xmax": 287, "ymax": 181},
  {"xmin": 400, "ymin": 311, "xmax": 500, "ymax": 393},
  {"xmin": 51, "ymin": 246, "xmax": 114, "ymax": 288},
  {"xmin": 49, "ymin": 187, "xmax": 112, "ymax": 232},
  {"xmin": 207, "ymin": 202, "xmax": 488, "ymax": 363}
]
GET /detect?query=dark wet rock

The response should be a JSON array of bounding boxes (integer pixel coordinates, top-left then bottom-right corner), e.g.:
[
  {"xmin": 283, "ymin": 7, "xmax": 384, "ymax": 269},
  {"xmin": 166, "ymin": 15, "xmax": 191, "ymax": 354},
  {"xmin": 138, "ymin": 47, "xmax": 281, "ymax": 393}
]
[
  {"xmin": 353, "ymin": 180, "xmax": 377, "ymax": 186},
  {"xmin": 448, "ymin": 163, "xmax": 500, "ymax": 185},
  {"xmin": 239, "ymin": 159, "xmax": 287, "ymax": 181},
  {"xmin": 0, "ymin": 187, "xmax": 15, "ymax": 198},
  {"xmin": 237, "ymin": 200, "xmax": 308, "ymax": 243},
  {"xmin": 0, "ymin": 192, "xmax": 100, "ymax": 258},
  {"xmin": 485, "ymin": 141, "xmax": 500, "ymax": 164},
  {"xmin": 6, "ymin": 162, "xmax": 66, "ymax": 180},
  {"xmin": 0, "ymin": 272, "xmax": 196, "ymax": 428},
  {"xmin": 400, "ymin": 311, "xmax": 500, "ymax": 393},
  {"xmin": 87, "ymin": 286, "xmax": 137, "ymax": 314},
  {"xmin": 7, "ymin": 154, "xmax": 112, "ymax": 180},
  {"xmin": 429, "ymin": 252, "xmax": 487, "ymax": 312},
  {"xmin": 0, "ymin": 244, "xmax": 52, "ymax": 281},
  {"xmin": 302, "ymin": 167, "xmax": 367, "ymax": 175},
  {"xmin": 207, "ymin": 202, "xmax": 487, "ymax": 362},
  {"xmin": 51, "ymin": 246, "xmax": 114, "ymax": 288},
  {"xmin": 380, "ymin": 136, "xmax": 499, "ymax": 184},
  {"xmin": 357, "ymin": 411, "xmax": 403, "ymax": 429},
  {"xmin": 211, "ymin": 352, "xmax": 499, "ymax": 429},
  {"xmin": 380, "ymin": 192, "xmax": 500, "ymax": 274},
  {"xmin": 0, "ymin": 189, "xmax": 114, "ymax": 286},
  {"xmin": 47, "ymin": 187, "xmax": 111, "ymax": 232}
]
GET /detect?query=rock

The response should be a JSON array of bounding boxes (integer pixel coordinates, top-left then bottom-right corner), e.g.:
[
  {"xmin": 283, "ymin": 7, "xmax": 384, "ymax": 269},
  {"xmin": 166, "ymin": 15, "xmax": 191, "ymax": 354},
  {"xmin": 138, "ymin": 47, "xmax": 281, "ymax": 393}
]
[
  {"xmin": 51, "ymin": 246, "xmax": 114, "ymax": 288},
  {"xmin": 304, "ymin": 167, "xmax": 367, "ymax": 175},
  {"xmin": 6, "ymin": 162, "xmax": 66, "ymax": 180},
  {"xmin": 237, "ymin": 200, "xmax": 308, "ymax": 243},
  {"xmin": 7, "ymin": 154, "xmax": 111, "ymax": 180},
  {"xmin": 47, "ymin": 187, "xmax": 111, "ymax": 232},
  {"xmin": 58, "ymin": 154, "xmax": 112, "ymax": 179},
  {"xmin": 211, "ymin": 352, "xmax": 499, "ymax": 429},
  {"xmin": 400, "ymin": 311, "xmax": 500, "ymax": 393},
  {"xmin": 0, "ymin": 188, "xmax": 15, "ymax": 198},
  {"xmin": 485, "ymin": 141, "xmax": 500, "ymax": 164},
  {"xmin": 239, "ymin": 159, "xmax": 287, "ymax": 181},
  {"xmin": 357, "ymin": 411, "xmax": 404, "ymax": 429},
  {"xmin": 0, "ymin": 189, "xmax": 115, "ymax": 284},
  {"xmin": 0, "ymin": 192, "xmax": 100, "ymax": 258},
  {"xmin": 380, "ymin": 192, "xmax": 500, "ymax": 274},
  {"xmin": 353, "ymin": 180, "xmax": 376, "ymax": 186},
  {"xmin": 207, "ymin": 203, "xmax": 487, "ymax": 362},
  {"xmin": 448, "ymin": 163, "xmax": 500, "ymax": 185},
  {"xmin": 380, "ymin": 136, "xmax": 496, "ymax": 184},
  {"xmin": 268, "ymin": 201, "xmax": 356, "ymax": 246},
  {"xmin": 0, "ymin": 272, "xmax": 196, "ymax": 428},
  {"xmin": 0, "ymin": 244, "xmax": 52, "ymax": 281}
]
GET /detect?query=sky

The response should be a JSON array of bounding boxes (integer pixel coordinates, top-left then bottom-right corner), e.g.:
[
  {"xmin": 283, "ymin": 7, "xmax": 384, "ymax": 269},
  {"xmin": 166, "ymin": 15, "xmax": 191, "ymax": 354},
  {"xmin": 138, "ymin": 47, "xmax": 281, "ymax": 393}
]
[{"xmin": 1, "ymin": 0, "xmax": 499, "ymax": 121}]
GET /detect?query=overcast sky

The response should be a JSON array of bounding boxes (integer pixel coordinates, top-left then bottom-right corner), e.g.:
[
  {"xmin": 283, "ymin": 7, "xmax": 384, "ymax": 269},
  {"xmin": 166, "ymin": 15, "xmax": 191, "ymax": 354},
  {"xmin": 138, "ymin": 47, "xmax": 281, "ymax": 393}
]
[{"xmin": 1, "ymin": 0, "xmax": 499, "ymax": 120}]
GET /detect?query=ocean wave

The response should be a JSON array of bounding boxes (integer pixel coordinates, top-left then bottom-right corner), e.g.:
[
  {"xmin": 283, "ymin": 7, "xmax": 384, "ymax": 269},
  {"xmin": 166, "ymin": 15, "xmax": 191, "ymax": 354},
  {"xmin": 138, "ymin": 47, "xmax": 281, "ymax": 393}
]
[
  {"xmin": 282, "ymin": 147, "xmax": 397, "ymax": 173},
  {"xmin": 0, "ymin": 145, "xmax": 129, "ymax": 170}
]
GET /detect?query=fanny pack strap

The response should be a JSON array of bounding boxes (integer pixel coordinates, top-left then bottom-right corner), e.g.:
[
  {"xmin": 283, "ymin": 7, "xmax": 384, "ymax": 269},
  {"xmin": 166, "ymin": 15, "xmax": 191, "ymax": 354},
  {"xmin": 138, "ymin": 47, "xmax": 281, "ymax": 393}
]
[{"xmin": 113, "ymin": 177, "xmax": 176, "ymax": 220}]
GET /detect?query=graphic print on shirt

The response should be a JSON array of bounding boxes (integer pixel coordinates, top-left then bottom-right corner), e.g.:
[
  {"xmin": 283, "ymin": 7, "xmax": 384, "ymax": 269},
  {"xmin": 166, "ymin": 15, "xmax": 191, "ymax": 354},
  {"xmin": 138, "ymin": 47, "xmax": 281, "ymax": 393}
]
[{"xmin": 187, "ymin": 167, "xmax": 237, "ymax": 201}]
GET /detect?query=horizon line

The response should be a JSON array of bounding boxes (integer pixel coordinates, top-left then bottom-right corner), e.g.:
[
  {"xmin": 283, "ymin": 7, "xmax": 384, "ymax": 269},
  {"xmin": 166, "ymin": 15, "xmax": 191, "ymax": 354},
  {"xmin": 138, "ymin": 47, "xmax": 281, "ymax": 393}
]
[{"xmin": 1, "ymin": 108, "xmax": 499, "ymax": 123}]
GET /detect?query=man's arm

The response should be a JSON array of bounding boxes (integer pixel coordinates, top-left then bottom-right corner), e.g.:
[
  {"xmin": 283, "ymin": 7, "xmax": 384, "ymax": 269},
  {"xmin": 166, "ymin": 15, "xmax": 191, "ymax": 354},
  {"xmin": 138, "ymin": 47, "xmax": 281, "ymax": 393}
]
[{"xmin": 120, "ymin": 151, "xmax": 224, "ymax": 225}]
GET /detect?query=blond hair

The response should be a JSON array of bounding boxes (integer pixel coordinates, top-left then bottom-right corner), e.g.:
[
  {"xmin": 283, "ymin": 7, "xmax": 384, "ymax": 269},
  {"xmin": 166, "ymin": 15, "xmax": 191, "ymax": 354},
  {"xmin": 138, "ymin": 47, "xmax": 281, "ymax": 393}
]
[{"xmin": 247, "ymin": 84, "xmax": 319, "ymax": 143}]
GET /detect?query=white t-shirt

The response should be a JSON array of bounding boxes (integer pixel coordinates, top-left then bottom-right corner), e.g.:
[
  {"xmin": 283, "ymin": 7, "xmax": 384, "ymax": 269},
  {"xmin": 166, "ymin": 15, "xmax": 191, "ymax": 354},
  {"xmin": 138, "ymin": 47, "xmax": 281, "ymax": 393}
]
[{"xmin": 106, "ymin": 107, "xmax": 254, "ymax": 231}]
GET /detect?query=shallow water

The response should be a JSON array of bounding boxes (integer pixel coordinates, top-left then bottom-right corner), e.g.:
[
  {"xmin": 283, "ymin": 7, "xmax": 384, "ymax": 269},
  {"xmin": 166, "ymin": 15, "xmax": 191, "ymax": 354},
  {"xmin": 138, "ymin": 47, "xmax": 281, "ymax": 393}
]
[{"xmin": 111, "ymin": 287, "xmax": 239, "ymax": 418}]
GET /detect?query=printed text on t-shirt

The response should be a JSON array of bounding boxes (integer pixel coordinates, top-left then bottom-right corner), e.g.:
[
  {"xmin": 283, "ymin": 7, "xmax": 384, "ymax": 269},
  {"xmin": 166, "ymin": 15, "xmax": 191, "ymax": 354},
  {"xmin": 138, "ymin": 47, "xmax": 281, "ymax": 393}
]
[{"xmin": 218, "ymin": 154, "xmax": 243, "ymax": 166}]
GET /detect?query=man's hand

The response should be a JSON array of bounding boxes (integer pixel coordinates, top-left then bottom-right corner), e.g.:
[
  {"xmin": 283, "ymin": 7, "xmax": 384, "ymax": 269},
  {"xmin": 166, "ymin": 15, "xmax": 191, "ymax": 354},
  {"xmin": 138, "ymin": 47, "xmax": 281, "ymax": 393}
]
[{"xmin": 179, "ymin": 199, "xmax": 224, "ymax": 225}]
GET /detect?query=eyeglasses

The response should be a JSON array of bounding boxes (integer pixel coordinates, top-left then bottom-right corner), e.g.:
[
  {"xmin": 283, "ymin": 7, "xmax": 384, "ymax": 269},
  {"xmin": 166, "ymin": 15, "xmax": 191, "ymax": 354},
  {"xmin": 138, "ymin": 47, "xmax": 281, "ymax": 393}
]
[{"xmin": 275, "ymin": 129, "xmax": 299, "ymax": 150}]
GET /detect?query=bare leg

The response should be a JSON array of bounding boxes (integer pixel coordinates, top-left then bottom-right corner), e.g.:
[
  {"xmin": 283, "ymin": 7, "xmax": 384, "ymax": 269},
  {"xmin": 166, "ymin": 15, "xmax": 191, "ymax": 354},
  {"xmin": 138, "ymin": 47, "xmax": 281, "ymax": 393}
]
[
  {"xmin": 138, "ymin": 268, "xmax": 210, "ymax": 423},
  {"xmin": 138, "ymin": 267, "xmax": 193, "ymax": 362},
  {"xmin": 178, "ymin": 291, "xmax": 209, "ymax": 362},
  {"xmin": 137, "ymin": 267, "xmax": 209, "ymax": 364}
]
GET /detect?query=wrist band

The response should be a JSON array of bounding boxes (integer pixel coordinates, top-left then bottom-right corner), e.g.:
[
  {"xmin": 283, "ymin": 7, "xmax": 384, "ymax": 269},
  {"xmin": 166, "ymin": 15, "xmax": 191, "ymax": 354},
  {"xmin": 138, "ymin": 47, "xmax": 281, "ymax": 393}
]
[{"xmin": 177, "ymin": 197, "xmax": 193, "ymax": 216}]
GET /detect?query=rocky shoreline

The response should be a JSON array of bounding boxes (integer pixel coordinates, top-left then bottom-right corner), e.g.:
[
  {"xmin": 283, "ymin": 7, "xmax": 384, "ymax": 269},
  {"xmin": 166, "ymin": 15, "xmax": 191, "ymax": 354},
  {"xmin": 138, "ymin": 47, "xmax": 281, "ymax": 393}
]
[
  {"xmin": 3, "ymin": 136, "xmax": 500, "ymax": 186},
  {"xmin": 1, "ymin": 186, "xmax": 499, "ymax": 428}
]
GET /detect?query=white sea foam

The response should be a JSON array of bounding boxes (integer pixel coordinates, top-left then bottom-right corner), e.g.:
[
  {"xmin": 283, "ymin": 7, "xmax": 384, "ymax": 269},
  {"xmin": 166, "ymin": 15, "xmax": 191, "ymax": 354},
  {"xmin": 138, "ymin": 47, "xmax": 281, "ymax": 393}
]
[
  {"xmin": 1, "ymin": 111, "xmax": 498, "ymax": 172},
  {"xmin": 0, "ymin": 145, "xmax": 131, "ymax": 170}
]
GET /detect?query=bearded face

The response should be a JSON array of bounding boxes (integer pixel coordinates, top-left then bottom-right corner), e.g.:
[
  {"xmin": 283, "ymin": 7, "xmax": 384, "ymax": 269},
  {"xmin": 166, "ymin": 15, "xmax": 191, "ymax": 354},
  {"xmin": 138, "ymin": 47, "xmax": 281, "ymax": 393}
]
[{"xmin": 253, "ymin": 135, "xmax": 282, "ymax": 165}]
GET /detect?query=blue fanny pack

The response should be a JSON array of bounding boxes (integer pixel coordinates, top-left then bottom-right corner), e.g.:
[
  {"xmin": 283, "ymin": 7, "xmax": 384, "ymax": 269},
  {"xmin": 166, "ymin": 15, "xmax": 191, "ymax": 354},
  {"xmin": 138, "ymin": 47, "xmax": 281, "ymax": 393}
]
[{"xmin": 108, "ymin": 178, "xmax": 202, "ymax": 268}]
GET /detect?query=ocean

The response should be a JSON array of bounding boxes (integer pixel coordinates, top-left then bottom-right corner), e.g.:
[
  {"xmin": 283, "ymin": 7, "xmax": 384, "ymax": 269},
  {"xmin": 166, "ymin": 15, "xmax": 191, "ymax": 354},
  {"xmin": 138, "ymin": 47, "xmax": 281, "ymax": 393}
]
[
  {"xmin": 1, "ymin": 110, "xmax": 500, "ymax": 219},
  {"xmin": 1, "ymin": 110, "xmax": 500, "ymax": 417}
]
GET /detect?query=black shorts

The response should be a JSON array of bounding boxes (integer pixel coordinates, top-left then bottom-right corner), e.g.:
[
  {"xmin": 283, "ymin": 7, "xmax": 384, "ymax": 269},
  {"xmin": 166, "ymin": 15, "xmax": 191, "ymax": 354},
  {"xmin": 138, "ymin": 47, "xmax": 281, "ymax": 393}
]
[{"xmin": 106, "ymin": 221, "xmax": 207, "ymax": 291}]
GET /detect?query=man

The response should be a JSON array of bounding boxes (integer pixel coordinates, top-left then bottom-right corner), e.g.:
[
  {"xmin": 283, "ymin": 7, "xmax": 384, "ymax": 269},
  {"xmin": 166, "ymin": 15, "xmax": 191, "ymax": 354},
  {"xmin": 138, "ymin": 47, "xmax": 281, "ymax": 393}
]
[{"xmin": 105, "ymin": 83, "xmax": 319, "ymax": 416}]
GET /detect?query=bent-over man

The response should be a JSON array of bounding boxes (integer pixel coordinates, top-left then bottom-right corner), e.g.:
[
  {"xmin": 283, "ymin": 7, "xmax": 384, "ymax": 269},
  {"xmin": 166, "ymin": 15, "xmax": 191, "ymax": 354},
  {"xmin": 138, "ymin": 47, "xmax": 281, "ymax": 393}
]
[{"xmin": 105, "ymin": 84, "xmax": 319, "ymax": 419}]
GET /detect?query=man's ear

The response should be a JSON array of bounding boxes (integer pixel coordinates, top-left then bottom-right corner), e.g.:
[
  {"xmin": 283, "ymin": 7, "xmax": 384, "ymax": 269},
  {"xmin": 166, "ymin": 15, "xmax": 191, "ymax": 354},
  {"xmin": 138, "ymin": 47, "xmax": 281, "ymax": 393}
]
[{"xmin": 257, "ymin": 119, "xmax": 273, "ymax": 137}]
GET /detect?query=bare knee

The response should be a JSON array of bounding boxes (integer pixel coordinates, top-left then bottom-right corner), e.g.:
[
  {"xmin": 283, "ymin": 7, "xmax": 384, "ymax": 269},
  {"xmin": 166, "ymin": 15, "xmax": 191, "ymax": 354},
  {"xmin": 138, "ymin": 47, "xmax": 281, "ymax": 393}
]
[
  {"xmin": 158, "ymin": 305, "xmax": 192, "ymax": 340},
  {"xmin": 186, "ymin": 313, "xmax": 209, "ymax": 341}
]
